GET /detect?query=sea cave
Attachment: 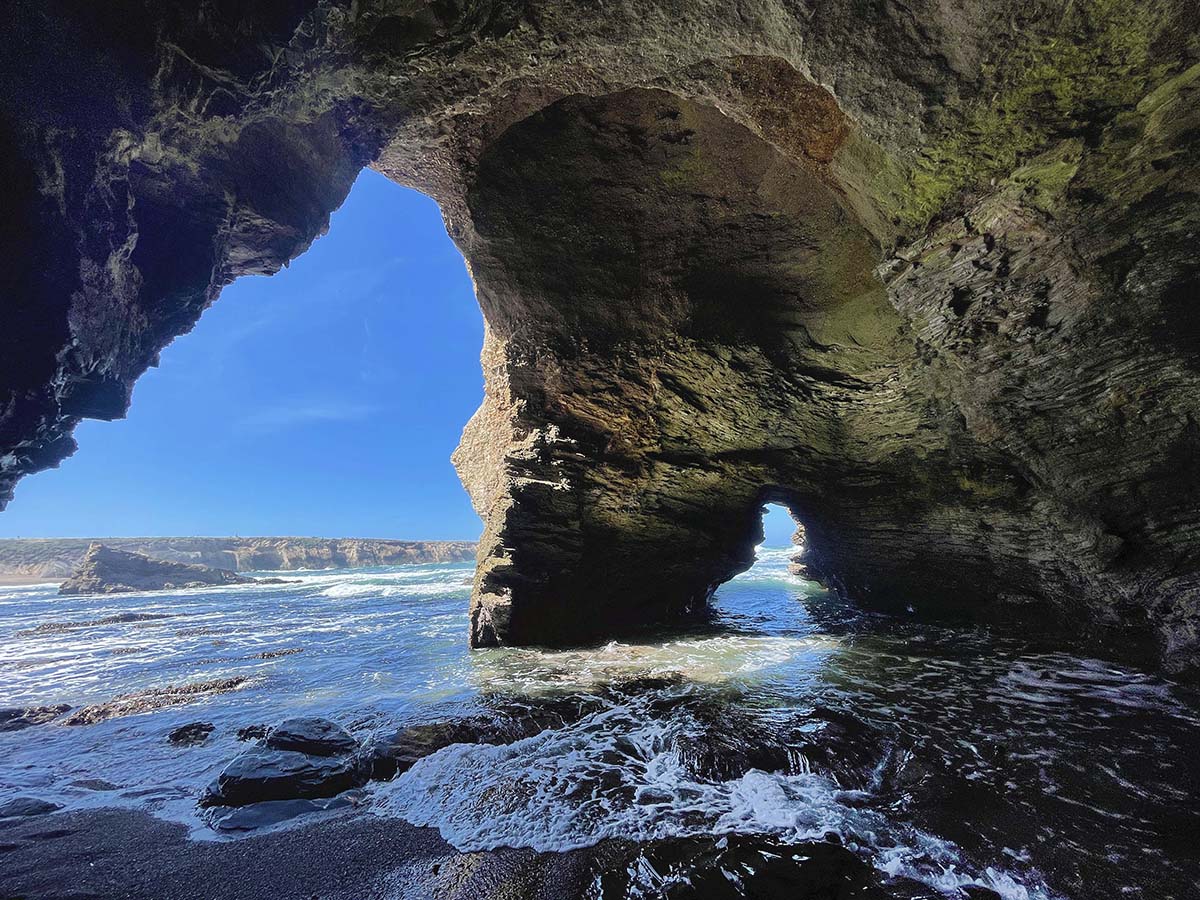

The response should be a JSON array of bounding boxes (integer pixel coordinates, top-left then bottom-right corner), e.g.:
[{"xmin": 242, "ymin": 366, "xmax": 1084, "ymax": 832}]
[{"xmin": 1, "ymin": 2, "xmax": 1199, "ymax": 898}]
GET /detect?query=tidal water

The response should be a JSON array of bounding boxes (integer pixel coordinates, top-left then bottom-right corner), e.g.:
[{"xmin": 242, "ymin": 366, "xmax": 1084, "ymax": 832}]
[{"xmin": 1, "ymin": 550, "xmax": 1198, "ymax": 900}]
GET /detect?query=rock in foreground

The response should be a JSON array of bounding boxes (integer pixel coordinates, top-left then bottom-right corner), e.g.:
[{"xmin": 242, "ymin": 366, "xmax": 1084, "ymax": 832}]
[
  {"xmin": 202, "ymin": 717, "xmax": 363, "ymax": 810},
  {"xmin": 202, "ymin": 747, "xmax": 363, "ymax": 807},
  {"xmin": 264, "ymin": 717, "xmax": 358, "ymax": 757},
  {"xmin": 59, "ymin": 544, "xmax": 255, "ymax": 595}
]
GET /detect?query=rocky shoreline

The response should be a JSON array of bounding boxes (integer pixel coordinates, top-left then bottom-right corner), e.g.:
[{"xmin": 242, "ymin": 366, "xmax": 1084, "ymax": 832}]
[
  {"xmin": 0, "ymin": 806, "xmax": 908, "ymax": 900},
  {"xmin": 0, "ymin": 699, "xmax": 914, "ymax": 899}
]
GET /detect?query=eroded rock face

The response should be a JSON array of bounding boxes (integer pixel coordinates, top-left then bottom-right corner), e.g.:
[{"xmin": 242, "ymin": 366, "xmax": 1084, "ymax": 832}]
[
  {"xmin": 58, "ymin": 544, "xmax": 254, "ymax": 595},
  {"xmin": 2, "ymin": 1, "xmax": 1198, "ymax": 669}
]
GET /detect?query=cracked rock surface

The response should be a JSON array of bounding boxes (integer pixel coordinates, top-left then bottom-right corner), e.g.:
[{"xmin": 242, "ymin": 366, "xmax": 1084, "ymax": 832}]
[{"xmin": 1, "ymin": 0, "xmax": 1198, "ymax": 671}]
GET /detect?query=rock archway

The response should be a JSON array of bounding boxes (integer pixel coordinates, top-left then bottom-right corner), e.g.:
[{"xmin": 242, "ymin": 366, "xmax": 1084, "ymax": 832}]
[
  {"xmin": 2, "ymin": 1, "xmax": 1199, "ymax": 671},
  {"xmin": 450, "ymin": 87, "xmax": 915, "ymax": 645}
]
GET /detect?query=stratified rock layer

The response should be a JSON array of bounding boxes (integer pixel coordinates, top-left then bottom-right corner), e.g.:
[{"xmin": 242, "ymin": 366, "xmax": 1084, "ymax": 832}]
[{"xmin": 1, "ymin": 1, "xmax": 1198, "ymax": 670}]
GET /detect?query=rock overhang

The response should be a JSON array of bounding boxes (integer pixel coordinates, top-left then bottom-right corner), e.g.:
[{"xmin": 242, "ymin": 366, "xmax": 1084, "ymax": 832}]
[{"xmin": 1, "ymin": 0, "xmax": 1198, "ymax": 672}]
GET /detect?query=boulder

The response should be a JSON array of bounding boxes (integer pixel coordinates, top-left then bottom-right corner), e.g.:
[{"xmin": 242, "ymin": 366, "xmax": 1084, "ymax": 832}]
[
  {"xmin": 793, "ymin": 705, "xmax": 893, "ymax": 791},
  {"xmin": 201, "ymin": 747, "xmax": 363, "ymax": 807},
  {"xmin": 356, "ymin": 720, "xmax": 500, "ymax": 782},
  {"xmin": 356, "ymin": 697, "xmax": 605, "ymax": 782},
  {"xmin": 236, "ymin": 724, "xmax": 269, "ymax": 742},
  {"xmin": 59, "ymin": 544, "xmax": 254, "ymax": 595}
]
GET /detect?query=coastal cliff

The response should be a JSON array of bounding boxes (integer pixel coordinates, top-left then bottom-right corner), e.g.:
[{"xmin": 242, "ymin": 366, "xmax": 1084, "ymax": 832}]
[
  {"xmin": 0, "ymin": 538, "xmax": 476, "ymax": 580},
  {"xmin": 1, "ymin": 1, "xmax": 1198, "ymax": 670}
]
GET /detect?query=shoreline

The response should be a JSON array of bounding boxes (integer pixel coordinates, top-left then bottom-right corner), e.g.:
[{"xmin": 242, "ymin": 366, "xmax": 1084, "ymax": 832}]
[
  {"xmin": 0, "ymin": 806, "xmax": 641, "ymax": 900},
  {"xmin": 0, "ymin": 806, "xmax": 456, "ymax": 900},
  {"xmin": 0, "ymin": 805, "xmax": 896, "ymax": 900},
  {"xmin": 0, "ymin": 575, "xmax": 59, "ymax": 586}
]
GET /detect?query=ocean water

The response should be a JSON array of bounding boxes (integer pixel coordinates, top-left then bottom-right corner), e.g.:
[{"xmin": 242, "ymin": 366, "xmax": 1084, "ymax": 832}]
[{"xmin": 2, "ymin": 549, "xmax": 1198, "ymax": 899}]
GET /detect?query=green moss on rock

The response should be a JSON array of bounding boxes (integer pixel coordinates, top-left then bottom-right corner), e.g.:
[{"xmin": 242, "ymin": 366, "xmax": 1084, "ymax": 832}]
[{"xmin": 895, "ymin": 0, "xmax": 1180, "ymax": 228}]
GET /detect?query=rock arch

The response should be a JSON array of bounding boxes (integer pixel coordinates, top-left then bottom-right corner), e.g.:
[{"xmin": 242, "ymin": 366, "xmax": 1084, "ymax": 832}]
[{"xmin": 2, "ymin": 1, "xmax": 1199, "ymax": 670}]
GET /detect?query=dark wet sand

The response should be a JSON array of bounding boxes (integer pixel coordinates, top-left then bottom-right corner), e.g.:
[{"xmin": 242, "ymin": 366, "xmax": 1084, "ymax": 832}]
[{"xmin": 0, "ymin": 807, "xmax": 599, "ymax": 900}]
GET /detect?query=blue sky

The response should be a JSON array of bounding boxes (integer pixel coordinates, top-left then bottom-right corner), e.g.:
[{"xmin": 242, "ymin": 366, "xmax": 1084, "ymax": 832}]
[{"xmin": 0, "ymin": 170, "xmax": 797, "ymax": 546}]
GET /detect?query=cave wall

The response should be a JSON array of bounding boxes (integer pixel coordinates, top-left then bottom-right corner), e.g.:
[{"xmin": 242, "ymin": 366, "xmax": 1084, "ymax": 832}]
[{"xmin": 1, "ymin": 0, "xmax": 1198, "ymax": 670}]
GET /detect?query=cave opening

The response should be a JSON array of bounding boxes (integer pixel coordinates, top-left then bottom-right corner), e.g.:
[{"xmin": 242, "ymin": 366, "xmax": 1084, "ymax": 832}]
[
  {"xmin": 756, "ymin": 502, "xmax": 803, "ymax": 555},
  {"xmin": 0, "ymin": 171, "xmax": 485, "ymax": 543}
]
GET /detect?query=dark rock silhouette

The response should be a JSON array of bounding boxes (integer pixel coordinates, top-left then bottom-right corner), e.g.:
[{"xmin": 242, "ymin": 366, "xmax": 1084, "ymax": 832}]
[{"xmin": 264, "ymin": 717, "xmax": 358, "ymax": 757}]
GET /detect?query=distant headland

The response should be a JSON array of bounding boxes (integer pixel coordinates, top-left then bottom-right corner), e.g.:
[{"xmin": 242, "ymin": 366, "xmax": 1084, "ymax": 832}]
[{"xmin": 0, "ymin": 537, "xmax": 477, "ymax": 582}]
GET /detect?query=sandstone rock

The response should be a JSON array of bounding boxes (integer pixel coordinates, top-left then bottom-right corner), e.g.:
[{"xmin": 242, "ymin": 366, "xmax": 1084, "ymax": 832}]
[
  {"xmin": 264, "ymin": 717, "xmax": 357, "ymax": 757},
  {"xmin": 59, "ymin": 545, "xmax": 254, "ymax": 595}
]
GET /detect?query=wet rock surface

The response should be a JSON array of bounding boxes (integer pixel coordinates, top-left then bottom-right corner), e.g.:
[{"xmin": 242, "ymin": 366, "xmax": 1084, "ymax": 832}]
[
  {"xmin": 60, "ymin": 677, "xmax": 250, "ymax": 726},
  {"xmin": 168, "ymin": 722, "xmax": 215, "ymax": 746},
  {"xmin": 201, "ymin": 747, "xmax": 362, "ymax": 808},
  {"xmin": 236, "ymin": 724, "xmax": 269, "ymax": 742},
  {"xmin": 203, "ymin": 702, "xmax": 602, "ymax": 826},
  {"xmin": 590, "ymin": 835, "xmax": 892, "ymax": 900},
  {"xmin": 202, "ymin": 717, "xmax": 365, "ymax": 816},
  {"xmin": 204, "ymin": 794, "xmax": 363, "ymax": 833},
  {"xmin": 17, "ymin": 611, "xmax": 174, "ymax": 637},
  {"xmin": 0, "ymin": 705, "xmax": 71, "ymax": 732},
  {"xmin": 264, "ymin": 717, "xmax": 357, "ymax": 757},
  {"xmin": 358, "ymin": 695, "xmax": 607, "ymax": 782},
  {"xmin": 0, "ymin": 798, "xmax": 63, "ymax": 819},
  {"xmin": 2, "ymin": 2, "xmax": 1199, "ymax": 672}
]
